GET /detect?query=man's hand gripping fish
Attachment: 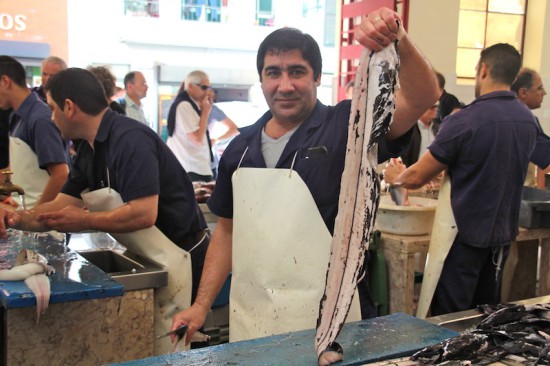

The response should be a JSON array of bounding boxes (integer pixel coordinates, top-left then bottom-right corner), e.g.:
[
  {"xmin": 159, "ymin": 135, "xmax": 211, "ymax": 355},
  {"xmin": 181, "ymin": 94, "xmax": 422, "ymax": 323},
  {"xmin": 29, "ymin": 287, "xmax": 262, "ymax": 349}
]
[{"xmin": 315, "ymin": 41, "xmax": 400, "ymax": 365}]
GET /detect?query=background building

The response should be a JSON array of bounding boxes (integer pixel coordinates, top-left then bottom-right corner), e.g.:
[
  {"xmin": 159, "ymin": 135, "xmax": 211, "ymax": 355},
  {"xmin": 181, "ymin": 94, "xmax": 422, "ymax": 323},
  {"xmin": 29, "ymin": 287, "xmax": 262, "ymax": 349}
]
[
  {"xmin": 66, "ymin": 0, "xmax": 338, "ymax": 134},
  {"xmin": 2, "ymin": 0, "xmax": 549, "ymax": 136},
  {"xmin": 0, "ymin": 0, "xmax": 68, "ymax": 88}
]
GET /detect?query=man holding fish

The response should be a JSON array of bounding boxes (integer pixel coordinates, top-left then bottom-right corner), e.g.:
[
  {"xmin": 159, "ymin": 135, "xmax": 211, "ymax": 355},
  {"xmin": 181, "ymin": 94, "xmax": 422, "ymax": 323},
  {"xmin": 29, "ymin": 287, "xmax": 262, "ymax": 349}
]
[{"xmin": 171, "ymin": 5, "xmax": 439, "ymax": 354}]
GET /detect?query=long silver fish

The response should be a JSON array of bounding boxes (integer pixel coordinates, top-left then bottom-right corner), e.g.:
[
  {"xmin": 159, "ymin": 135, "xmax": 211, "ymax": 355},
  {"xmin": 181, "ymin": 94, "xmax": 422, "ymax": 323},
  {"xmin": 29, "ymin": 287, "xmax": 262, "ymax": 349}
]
[{"xmin": 315, "ymin": 43, "xmax": 400, "ymax": 365}]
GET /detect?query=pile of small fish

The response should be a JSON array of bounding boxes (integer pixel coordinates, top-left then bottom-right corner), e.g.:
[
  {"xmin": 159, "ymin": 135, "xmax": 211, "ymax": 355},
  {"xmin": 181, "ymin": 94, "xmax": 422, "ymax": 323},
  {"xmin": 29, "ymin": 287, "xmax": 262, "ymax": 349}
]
[
  {"xmin": 315, "ymin": 42, "xmax": 400, "ymax": 366},
  {"xmin": 0, "ymin": 249, "xmax": 55, "ymax": 323},
  {"xmin": 412, "ymin": 303, "xmax": 550, "ymax": 365}
]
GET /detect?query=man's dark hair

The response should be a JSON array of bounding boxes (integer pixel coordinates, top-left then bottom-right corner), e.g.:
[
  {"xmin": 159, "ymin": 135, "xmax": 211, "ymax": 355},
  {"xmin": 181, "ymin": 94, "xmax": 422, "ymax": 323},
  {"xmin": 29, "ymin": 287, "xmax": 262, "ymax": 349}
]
[
  {"xmin": 0, "ymin": 56, "xmax": 27, "ymax": 88},
  {"xmin": 45, "ymin": 68, "xmax": 109, "ymax": 115},
  {"xmin": 123, "ymin": 71, "xmax": 136, "ymax": 88},
  {"xmin": 256, "ymin": 27, "xmax": 322, "ymax": 82},
  {"xmin": 479, "ymin": 43, "xmax": 522, "ymax": 86},
  {"xmin": 511, "ymin": 68, "xmax": 536, "ymax": 93},
  {"xmin": 435, "ymin": 71, "xmax": 445, "ymax": 90}
]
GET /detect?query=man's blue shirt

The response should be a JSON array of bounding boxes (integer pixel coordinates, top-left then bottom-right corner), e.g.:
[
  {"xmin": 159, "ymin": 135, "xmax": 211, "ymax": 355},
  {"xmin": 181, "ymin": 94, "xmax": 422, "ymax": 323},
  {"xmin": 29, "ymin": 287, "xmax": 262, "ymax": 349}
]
[
  {"xmin": 208, "ymin": 99, "xmax": 411, "ymax": 234},
  {"xmin": 12, "ymin": 92, "xmax": 68, "ymax": 168},
  {"xmin": 529, "ymin": 115, "xmax": 550, "ymax": 169},
  {"xmin": 62, "ymin": 110, "xmax": 206, "ymax": 247},
  {"xmin": 429, "ymin": 91, "xmax": 537, "ymax": 247}
]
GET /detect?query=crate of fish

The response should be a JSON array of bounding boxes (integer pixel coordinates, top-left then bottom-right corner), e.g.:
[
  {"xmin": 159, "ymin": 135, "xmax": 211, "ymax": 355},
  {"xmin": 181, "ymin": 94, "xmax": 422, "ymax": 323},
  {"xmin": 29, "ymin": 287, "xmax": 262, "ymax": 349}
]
[{"xmin": 518, "ymin": 186, "xmax": 550, "ymax": 228}]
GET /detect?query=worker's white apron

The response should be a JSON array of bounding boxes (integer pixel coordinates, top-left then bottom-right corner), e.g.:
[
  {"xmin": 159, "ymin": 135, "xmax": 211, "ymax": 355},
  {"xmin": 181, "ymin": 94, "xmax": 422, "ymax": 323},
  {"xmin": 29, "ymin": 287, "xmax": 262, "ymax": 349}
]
[
  {"xmin": 416, "ymin": 175, "xmax": 457, "ymax": 318},
  {"xmin": 9, "ymin": 136, "xmax": 49, "ymax": 208},
  {"xmin": 230, "ymin": 165, "xmax": 361, "ymax": 342},
  {"xmin": 81, "ymin": 187, "xmax": 193, "ymax": 355}
]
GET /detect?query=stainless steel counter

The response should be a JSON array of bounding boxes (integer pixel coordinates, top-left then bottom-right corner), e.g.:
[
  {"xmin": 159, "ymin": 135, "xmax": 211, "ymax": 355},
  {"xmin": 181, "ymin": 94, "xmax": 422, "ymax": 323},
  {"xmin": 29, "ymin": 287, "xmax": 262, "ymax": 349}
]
[{"xmin": 68, "ymin": 232, "xmax": 168, "ymax": 291}]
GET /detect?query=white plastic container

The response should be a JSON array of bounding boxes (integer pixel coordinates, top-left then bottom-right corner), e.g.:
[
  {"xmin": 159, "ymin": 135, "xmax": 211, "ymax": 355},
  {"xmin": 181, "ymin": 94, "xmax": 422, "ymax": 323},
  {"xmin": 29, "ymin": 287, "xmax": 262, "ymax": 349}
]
[{"xmin": 376, "ymin": 195, "xmax": 438, "ymax": 235}]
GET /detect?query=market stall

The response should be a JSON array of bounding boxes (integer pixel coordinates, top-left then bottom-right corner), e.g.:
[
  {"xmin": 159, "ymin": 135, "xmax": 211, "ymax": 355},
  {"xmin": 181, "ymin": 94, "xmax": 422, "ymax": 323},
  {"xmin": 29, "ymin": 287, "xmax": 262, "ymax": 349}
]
[
  {"xmin": 379, "ymin": 227, "xmax": 550, "ymax": 315},
  {"xmin": 0, "ymin": 232, "xmax": 158, "ymax": 365}
]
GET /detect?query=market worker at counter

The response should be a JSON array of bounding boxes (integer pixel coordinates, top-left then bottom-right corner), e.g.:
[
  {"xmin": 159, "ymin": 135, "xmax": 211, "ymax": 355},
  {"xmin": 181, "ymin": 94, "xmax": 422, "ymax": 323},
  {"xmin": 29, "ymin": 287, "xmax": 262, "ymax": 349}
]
[
  {"xmin": 0, "ymin": 56, "xmax": 70, "ymax": 208},
  {"xmin": 0, "ymin": 68, "xmax": 210, "ymax": 355},
  {"xmin": 171, "ymin": 7, "xmax": 439, "ymax": 345},
  {"xmin": 511, "ymin": 68, "xmax": 550, "ymax": 187},
  {"xmin": 384, "ymin": 44, "xmax": 537, "ymax": 316}
]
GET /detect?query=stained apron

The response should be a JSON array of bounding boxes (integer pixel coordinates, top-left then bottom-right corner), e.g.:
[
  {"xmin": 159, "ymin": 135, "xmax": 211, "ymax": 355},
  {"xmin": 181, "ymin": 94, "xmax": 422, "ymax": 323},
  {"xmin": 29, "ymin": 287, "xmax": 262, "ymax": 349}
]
[
  {"xmin": 9, "ymin": 136, "xmax": 49, "ymax": 208},
  {"xmin": 230, "ymin": 166, "xmax": 361, "ymax": 342},
  {"xmin": 416, "ymin": 175, "xmax": 457, "ymax": 319},
  {"xmin": 81, "ymin": 187, "xmax": 193, "ymax": 355}
]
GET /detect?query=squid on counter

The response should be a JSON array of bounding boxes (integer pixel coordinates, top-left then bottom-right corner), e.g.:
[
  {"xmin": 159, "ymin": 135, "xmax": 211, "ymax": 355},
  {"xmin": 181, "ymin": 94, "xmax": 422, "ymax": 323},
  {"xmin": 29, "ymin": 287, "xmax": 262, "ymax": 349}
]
[{"xmin": 0, "ymin": 249, "xmax": 55, "ymax": 323}]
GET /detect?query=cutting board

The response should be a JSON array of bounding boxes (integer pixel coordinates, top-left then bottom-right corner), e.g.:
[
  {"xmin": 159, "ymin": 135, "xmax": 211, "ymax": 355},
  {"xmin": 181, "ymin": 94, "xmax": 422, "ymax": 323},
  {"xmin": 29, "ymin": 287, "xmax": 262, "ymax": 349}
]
[{"xmin": 112, "ymin": 313, "xmax": 458, "ymax": 366}]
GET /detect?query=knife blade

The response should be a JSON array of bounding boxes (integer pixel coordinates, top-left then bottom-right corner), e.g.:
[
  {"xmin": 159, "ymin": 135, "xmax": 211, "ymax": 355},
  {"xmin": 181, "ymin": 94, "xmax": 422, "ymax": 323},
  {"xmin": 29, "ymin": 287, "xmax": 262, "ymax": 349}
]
[
  {"xmin": 155, "ymin": 324, "xmax": 188, "ymax": 340},
  {"xmin": 388, "ymin": 183, "xmax": 406, "ymax": 206}
]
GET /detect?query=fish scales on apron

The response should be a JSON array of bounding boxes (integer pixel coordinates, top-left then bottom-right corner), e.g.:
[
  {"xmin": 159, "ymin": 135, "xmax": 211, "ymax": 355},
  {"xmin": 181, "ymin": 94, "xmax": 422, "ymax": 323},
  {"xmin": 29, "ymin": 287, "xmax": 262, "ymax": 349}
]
[
  {"xmin": 81, "ymin": 173, "xmax": 193, "ymax": 356},
  {"xmin": 230, "ymin": 154, "xmax": 361, "ymax": 343},
  {"xmin": 416, "ymin": 175, "xmax": 457, "ymax": 319}
]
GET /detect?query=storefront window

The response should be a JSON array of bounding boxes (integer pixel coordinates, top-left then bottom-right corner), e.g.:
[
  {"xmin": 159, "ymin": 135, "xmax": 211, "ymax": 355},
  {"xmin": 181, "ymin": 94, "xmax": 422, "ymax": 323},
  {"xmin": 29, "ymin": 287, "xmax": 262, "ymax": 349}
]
[
  {"xmin": 256, "ymin": 0, "xmax": 274, "ymax": 26},
  {"xmin": 456, "ymin": 0, "xmax": 525, "ymax": 79},
  {"xmin": 323, "ymin": 0, "xmax": 336, "ymax": 47},
  {"xmin": 24, "ymin": 65, "xmax": 41, "ymax": 88},
  {"xmin": 302, "ymin": 0, "xmax": 322, "ymax": 17},
  {"xmin": 182, "ymin": 0, "xmax": 221, "ymax": 22},
  {"xmin": 124, "ymin": 0, "xmax": 159, "ymax": 17}
]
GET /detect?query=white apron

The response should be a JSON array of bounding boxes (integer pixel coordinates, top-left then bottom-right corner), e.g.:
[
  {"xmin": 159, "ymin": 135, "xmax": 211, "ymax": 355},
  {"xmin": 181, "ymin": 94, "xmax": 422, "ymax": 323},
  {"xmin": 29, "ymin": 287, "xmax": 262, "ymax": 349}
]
[
  {"xmin": 9, "ymin": 136, "xmax": 50, "ymax": 208},
  {"xmin": 416, "ymin": 175, "xmax": 457, "ymax": 319},
  {"xmin": 230, "ymin": 166, "xmax": 361, "ymax": 342},
  {"xmin": 81, "ymin": 187, "xmax": 193, "ymax": 355}
]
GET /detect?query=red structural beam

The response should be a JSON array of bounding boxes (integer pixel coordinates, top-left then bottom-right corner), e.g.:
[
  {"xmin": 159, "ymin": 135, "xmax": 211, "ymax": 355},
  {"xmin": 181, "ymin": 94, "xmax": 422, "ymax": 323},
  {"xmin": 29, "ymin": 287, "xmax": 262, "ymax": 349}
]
[{"xmin": 338, "ymin": 0, "xmax": 407, "ymax": 101}]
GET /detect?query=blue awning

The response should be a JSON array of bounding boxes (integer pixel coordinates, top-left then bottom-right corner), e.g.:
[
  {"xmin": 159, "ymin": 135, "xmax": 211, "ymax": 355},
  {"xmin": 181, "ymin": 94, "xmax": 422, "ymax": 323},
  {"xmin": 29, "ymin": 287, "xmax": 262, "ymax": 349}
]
[{"xmin": 0, "ymin": 40, "xmax": 50, "ymax": 58}]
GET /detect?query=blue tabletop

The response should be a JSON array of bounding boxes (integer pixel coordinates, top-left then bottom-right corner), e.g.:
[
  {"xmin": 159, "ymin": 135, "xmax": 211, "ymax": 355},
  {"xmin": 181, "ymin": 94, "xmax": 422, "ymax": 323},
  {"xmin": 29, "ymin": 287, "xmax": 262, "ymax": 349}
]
[
  {"xmin": 111, "ymin": 313, "xmax": 458, "ymax": 366},
  {"xmin": 0, "ymin": 231, "xmax": 123, "ymax": 308}
]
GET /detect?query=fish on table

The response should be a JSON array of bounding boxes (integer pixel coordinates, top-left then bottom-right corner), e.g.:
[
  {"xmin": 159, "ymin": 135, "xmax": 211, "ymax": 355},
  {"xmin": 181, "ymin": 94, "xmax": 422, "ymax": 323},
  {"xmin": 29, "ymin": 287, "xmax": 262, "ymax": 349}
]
[
  {"xmin": 412, "ymin": 303, "xmax": 550, "ymax": 364},
  {"xmin": 315, "ymin": 41, "xmax": 400, "ymax": 365}
]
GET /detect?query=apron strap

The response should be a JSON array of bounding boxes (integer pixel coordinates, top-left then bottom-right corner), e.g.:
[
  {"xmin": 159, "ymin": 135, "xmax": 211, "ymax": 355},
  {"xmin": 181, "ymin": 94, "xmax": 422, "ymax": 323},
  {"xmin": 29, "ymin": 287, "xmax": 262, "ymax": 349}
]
[
  {"xmin": 9, "ymin": 112, "xmax": 22, "ymax": 136},
  {"xmin": 106, "ymin": 167, "xmax": 112, "ymax": 193},
  {"xmin": 235, "ymin": 146, "xmax": 249, "ymax": 174},
  {"xmin": 235, "ymin": 147, "xmax": 299, "ymax": 178},
  {"xmin": 493, "ymin": 246, "xmax": 504, "ymax": 282},
  {"xmin": 188, "ymin": 229, "xmax": 210, "ymax": 253},
  {"xmin": 288, "ymin": 151, "xmax": 299, "ymax": 178}
]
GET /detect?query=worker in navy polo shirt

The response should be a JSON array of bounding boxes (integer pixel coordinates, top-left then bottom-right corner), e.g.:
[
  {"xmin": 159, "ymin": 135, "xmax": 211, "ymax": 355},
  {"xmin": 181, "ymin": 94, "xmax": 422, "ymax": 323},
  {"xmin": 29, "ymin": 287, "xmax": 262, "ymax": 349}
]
[
  {"xmin": 171, "ymin": 6, "xmax": 439, "ymax": 348},
  {"xmin": 0, "ymin": 56, "xmax": 69, "ymax": 208},
  {"xmin": 511, "ymin": 67, "xmax": 550, "ymax": 187},
  {"xmin": 385, "ymin": 44, "xmax": 538, "ymax": 315},
  {"xmin": 0, "ymin": 68, "xmax": 209, "ymax": 354}
]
